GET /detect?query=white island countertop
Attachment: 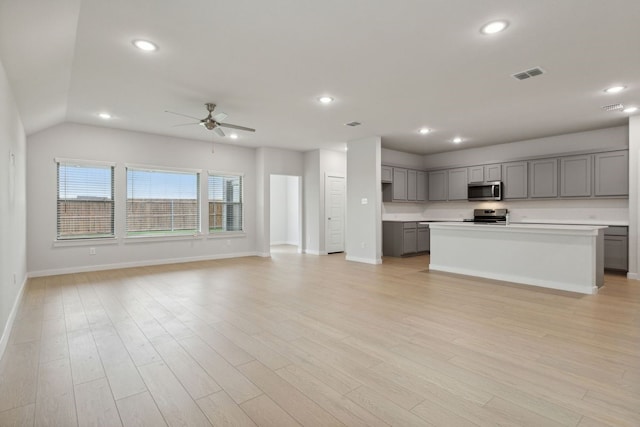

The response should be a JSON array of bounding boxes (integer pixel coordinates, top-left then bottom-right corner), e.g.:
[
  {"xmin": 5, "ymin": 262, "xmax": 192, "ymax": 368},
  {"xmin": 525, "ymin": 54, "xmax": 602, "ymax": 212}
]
[
  {"xmin": 428, "ymin": 222, "xmax": 606, "ymax": 294},
  {"xmin": 428, "ymin": 222, "xmax": 607, "ymax": 234}
]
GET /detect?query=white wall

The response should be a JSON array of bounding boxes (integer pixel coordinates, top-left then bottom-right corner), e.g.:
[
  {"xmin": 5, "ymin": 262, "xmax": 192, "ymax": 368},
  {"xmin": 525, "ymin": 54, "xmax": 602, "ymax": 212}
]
[
  {"xmin": 346, "ymin": 137, "xmax": 382, "ymax": 264},
  {"xmin": 269, "ymin": 175, "xmax": 299, "ymax": 246},
  {"xmin": 27, "ymin": 123, "xmax": 257, "ymax": 276},
  {"xmin": 304, "ymin": 151, "xmax": 320, "ymax": 254},
  {"xmin": 304, "ymin": 149, "xmax": 347, "ymax": 255},
  {"xmin": 628, "ymin": 116, "xmax": 640, "ymax": 279},
  {"xmin": 0, "ymin": 58, "xmax": 27, "ymax": 357},
  {"xmin": 287, "ymin": 176, "xmax": 300, "ymax": 245},
  {"xmin": 255, "ymin": 148, "xmax": 304, "ymax": 256}
]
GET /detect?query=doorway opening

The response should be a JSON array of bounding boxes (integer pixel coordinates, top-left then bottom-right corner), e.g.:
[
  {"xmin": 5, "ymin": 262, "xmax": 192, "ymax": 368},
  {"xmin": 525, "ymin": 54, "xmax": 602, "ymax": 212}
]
[{"xmin": 270, "ymin": 174, "xmax": 302, "ymax": 252}]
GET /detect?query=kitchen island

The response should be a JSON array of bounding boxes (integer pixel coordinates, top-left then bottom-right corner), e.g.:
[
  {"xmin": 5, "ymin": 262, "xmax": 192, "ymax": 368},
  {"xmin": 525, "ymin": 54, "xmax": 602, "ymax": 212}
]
[{"xmin": 428, "ymin": 222, "xmax": 606, "ymax": 294}]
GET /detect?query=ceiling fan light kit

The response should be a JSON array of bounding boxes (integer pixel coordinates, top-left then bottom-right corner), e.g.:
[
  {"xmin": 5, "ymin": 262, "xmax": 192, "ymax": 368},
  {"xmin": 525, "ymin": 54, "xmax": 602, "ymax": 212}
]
[{"xmin": 166, "ymin": 102, "xmax": 256, "ymax": 137}]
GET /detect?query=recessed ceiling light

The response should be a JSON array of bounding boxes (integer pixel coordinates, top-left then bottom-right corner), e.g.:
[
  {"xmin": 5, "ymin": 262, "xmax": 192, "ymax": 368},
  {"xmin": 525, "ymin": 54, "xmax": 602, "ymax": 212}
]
[
  {"xmin": 604, "ymin": 85, "xmax": 626, "ymax": 94},
  {"xmin": 98, "ymin": 112, "xmax": 112, "ymax": 119},
  {"xmin": 229, "ymin": 133, "xmax": 239, "ymax": 139},
  {"xmin": 132, "ymin": 39, "xmax": 158, "ymax": 52},
  {"xmin": 481, "ymin": 20, "xmax": 509, "ymax": 35},
  {"xmin": 419, "ymin": 128, "xmax": 431, "ymax": 135},
  {"xmin": 623, "ymin": 106, "xmax": 638, "ymax": 114},
  {"xmin": 453, "ymin": 137, "xmax": 463, "ymax": 144},
  {"xmin": 318, "ymin": 96, "xmax": 334, "ymax": 104}
]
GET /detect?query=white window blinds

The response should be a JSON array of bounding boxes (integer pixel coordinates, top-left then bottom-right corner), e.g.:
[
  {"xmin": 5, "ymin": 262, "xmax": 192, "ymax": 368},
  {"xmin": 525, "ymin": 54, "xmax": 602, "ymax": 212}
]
[
  {"xmin": 126, "ymin": 168, "xmax": 200, "ymax": 236},
  {"xmin": 208, "ymin": 174, "xmax": 243, "ymax": 232},
  {"xmin": 57, "ymin": 162, "xmax": 114, "ymax": 239}
]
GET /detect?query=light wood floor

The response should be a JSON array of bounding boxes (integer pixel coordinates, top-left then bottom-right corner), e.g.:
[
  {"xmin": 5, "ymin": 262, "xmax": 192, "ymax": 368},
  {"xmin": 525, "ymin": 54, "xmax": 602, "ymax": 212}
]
[{"xmin": 1, "ymin": 246, "xmax": 639, "ymax": 426}]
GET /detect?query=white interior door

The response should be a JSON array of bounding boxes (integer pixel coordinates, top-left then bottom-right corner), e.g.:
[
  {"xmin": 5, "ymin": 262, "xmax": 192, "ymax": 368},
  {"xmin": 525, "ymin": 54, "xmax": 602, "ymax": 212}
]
[{"xmin": 325, "ymin": 175, "xmax": 345, "ymax": 253}]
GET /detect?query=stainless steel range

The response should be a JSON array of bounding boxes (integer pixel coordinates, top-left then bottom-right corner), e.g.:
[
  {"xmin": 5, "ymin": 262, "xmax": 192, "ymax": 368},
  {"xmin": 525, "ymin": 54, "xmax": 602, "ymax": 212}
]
[{"xmin": 469, "ymin": 208, "xmax": 508, "ymax": 224}]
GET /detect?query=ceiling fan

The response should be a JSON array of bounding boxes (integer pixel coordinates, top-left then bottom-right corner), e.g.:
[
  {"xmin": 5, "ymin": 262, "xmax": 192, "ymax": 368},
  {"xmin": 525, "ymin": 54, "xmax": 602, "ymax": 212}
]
[{"xmin": 165, "ymin": 102, "xmax": 256, "ymax": 137}]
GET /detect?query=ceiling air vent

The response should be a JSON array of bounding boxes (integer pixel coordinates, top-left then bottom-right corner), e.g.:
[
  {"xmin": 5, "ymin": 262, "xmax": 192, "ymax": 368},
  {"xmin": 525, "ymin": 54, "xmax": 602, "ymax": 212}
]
[
  {"xmin": 345, "ymin": 121, "xmax": 361, "ymax": 127},
  {"xmin": 601, "ymin": 103, "xmax": 624, "ymax": 112},
  {"xmin": 512, "ymin": 67, "xmax": 545, "ymax": 80}
]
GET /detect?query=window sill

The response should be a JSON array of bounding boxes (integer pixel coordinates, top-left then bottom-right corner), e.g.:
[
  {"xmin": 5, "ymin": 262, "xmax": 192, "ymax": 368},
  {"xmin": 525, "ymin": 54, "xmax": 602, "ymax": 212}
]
[
  {"xmin": 124, "ymin": 234, "xmax": 204, "ymax": 244},
  {"xmin": 53, "ymin": 237, "xmax": 119, "ymax": 248},
  {"xmin": 207, "ymin": 232, "xmax": 246, "ymax": 239}
]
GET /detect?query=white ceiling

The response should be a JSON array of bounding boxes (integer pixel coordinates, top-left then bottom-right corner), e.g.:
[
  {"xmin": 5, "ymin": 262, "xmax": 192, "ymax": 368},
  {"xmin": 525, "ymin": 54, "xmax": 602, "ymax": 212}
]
[{"xmin": 1, "ymin": 0, "xmax": 639, "ymax": 155}]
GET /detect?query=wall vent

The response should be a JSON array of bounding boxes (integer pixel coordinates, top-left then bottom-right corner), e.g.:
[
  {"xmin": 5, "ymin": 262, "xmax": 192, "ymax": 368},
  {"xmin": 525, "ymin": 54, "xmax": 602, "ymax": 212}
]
[
  {"xmin": 601, "ymin": 103, "xmax": 624, "ymax": 112},
  {"xmin": 512, "ymin": 67, "xmax": 545, "ymax": 80},
  {"xmin": 345, "ymin": 121, "xmax": 361, "ymax": 127}
]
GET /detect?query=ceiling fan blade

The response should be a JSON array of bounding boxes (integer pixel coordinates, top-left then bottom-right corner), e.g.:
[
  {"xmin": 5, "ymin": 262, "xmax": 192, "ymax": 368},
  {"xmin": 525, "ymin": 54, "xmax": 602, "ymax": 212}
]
[
  {"xmin": 212, "ymin": 112, "xmax": 228, "ymax": 122},
  {"xmin": 219, "ymin": 122, "xmax": 256, "ymax": 132},
  {"xmin": 171, "ymin": 122, "xmax": 199, "ymax": 127},
  {"xmin": 165, "ymin": 110, "xmax": 202, "ymax": 120},
  {"xmin": 213, "ymin": 127, "xmax": 225, "ymax": 137}
]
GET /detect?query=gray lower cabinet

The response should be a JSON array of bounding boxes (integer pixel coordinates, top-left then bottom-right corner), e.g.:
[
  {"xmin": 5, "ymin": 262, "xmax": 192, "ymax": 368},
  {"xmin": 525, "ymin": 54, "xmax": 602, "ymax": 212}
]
[
  {"xmin": 503, "ymin": 161, "xmax": 528, "ymax": 199},
  {"xmin": 428, "ymin": 170, "xmax": 448, "ymax": 201},
  {"xmin": 417, "ymin": 224, "xmax": 430, "ymax": 252},
  {"xmin": 595, "ymin": 151, "xmax": 629, "ymax": 196},
  {"xmin": 529, "ymin": 158, "xmax": 558, "ymax": 198},
  {"xmin": 604, "ymin": 226, "xmax": 628, "ymax": 271},
  {"xmin": 403, "ymin": 226, "xmax": 417, "ymax": 255},
  {"xmin": 560, "ymin": 155, "xmax": 592, "ymax": 197},
  {"xmin": 448, "ymin": 168, "xmax": 468, "ymax": 200},
  {"xmin": 383, "ymin": 222, "xmax": 429, "ymax": 256}
]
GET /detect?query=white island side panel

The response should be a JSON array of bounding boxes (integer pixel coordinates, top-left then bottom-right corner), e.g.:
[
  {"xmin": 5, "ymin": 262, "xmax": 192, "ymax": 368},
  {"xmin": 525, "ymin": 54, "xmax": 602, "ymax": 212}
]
[{"xmin": 428, "ymin": 223, "xmax": 605, "ymax": 294}]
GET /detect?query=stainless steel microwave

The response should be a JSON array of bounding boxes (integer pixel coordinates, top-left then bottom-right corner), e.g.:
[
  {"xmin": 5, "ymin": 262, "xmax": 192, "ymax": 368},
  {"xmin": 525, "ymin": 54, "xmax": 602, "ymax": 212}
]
[{"xmin": 468, "ymin": 181, "xmax": 502, "ymax": 201}]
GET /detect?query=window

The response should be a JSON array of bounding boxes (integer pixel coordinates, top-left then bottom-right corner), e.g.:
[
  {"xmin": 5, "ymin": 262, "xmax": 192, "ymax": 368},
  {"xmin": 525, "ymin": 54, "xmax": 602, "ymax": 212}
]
[
  {"xmin": 208, "ymin": 173, "xmax": 243, "ymax": 233},
  {"xmin": 57, "ymin": 161, "xmax": 114, "ymax": 240},
  {"xmin": 126, "ymin": 167, "xmax": 200, "ymax": 236}
]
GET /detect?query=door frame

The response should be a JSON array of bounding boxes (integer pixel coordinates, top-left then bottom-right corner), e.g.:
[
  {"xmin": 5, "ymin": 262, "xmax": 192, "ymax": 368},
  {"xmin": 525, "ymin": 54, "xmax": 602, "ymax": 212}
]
[{"xmin": 324, "ymin": 173, "xmax": 346, "ymax": 254}]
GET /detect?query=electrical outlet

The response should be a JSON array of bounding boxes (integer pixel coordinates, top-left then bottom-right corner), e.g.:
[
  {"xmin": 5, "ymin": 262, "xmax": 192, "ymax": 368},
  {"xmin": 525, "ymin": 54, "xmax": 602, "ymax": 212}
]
[
  {"xmin": 361, "ymin": 241, "xmax": 366, "ymax": 248},
  {"xmin": 89, "ymin": 247, "xmax": 96, "ymax": 255},
  {"xmin": 226, "ymin": 239, "xmax": 231, "ymax": 246}
]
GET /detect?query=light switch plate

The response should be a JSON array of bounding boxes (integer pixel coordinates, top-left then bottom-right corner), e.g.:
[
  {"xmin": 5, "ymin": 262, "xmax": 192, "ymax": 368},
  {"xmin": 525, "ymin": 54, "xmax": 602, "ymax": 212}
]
[{"xmin": 361, "ymin": 198, "xmax": 368, "ymax": 205}]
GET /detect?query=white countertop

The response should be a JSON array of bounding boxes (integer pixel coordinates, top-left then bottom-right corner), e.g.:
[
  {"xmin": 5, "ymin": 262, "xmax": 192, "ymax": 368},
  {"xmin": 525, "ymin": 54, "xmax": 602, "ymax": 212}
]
[
  {"xmin": 384, "ymin": 218, "xmax": 628, "ymax": 226},
  {"xmin": 516, "ymin": 219, "xmax": 628, "ymax": 226},
  {"xmin": 428, "ymin": 222, "xmax": 607, "ymax": 235}
]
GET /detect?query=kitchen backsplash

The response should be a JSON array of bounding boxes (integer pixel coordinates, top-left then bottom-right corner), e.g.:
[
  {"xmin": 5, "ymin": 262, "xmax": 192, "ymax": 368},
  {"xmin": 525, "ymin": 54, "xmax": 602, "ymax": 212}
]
[{"xmin": 383, "ymin": 199, "xmax": 629, "ymax": 224}]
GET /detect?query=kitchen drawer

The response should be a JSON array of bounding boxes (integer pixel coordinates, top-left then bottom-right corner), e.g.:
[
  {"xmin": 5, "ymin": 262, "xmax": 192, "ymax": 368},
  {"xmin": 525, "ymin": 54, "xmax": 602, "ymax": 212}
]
[
  {"xmin": 605, "ymin": 226, "xmax": 628, "ymax": 236},
  {"xmin": 403, "ymin": 222, "xmax": 417, "ymax": 229},
  {"xmin": 417, "ymin": 223, "xmax": 429, "ymax": 229}
]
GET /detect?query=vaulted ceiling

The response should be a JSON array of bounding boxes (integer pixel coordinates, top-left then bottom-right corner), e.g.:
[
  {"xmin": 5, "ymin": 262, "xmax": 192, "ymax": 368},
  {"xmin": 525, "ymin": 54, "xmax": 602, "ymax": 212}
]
[{"xmin": 1, "ymin": 0, "xmax": 639, "ymax": 154}]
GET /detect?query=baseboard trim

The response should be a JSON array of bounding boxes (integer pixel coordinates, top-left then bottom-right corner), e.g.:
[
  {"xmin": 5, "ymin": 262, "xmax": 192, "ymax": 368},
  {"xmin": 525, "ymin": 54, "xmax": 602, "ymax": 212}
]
[
  {"xmin": 429, "ymin": 263, "xmax": 597, "ymax": 295},
  {"xmin": 28, "ymin": 251, "xmax": 259, "ymax": 278},
  {"xmin": 345, "ymin": 255, "xmax": 382, "ymax": 265},
  {"xmin": 0, "ymin": 275, "xmax": 28, "ymax": 363},
  {"xmin": 627, "ymin": 272, "xmax": 638, "ymax": 280}
]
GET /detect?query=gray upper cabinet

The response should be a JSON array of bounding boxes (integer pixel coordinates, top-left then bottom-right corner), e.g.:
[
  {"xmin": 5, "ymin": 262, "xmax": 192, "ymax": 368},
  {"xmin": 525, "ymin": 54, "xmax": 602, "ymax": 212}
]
[
  {"xmin": 428, "ymin": 170, "xmax": 448, "ymax": 201},
  {"xmin": 529, "ymin": 158, "xmax": 558, "ymax": 198},
  {"xmin": 448, "ymin": 168, "xmax": 468, "ymax": 200},
  {"xmin": 468, "ymin": 166, "xmax": 484, "ymax": 183},
  {"xmin": 416, "ymin": 171, "xmax": 427, "ymax": 201},
  {"xmin": 381, "ymin": 165, "xmax": 393, "ymax": 183},
  {"xmin": 485, "ymin": 164, "xmax": 502, "ymax": 182},
  {"xmin": 407, "ymin": 169, "xmax": 417, "ymax": 201},
  {"xmin": 392, "ymin": 168, "xmax": 408, "ymax": 201},
  {"xmin": 469, "ymin": 164, "xmax": 501, "ymax": 183},
  {"xmin": 595, "ymin": 151, "xmax": 629, "ymax": 196},
  {"xmin": 560, "ymin": 155, "xmax": 592, "ymax": 197},
  {"xmin": 503, "ymin": 161, "xmax": 528, "ymax": 199}
]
